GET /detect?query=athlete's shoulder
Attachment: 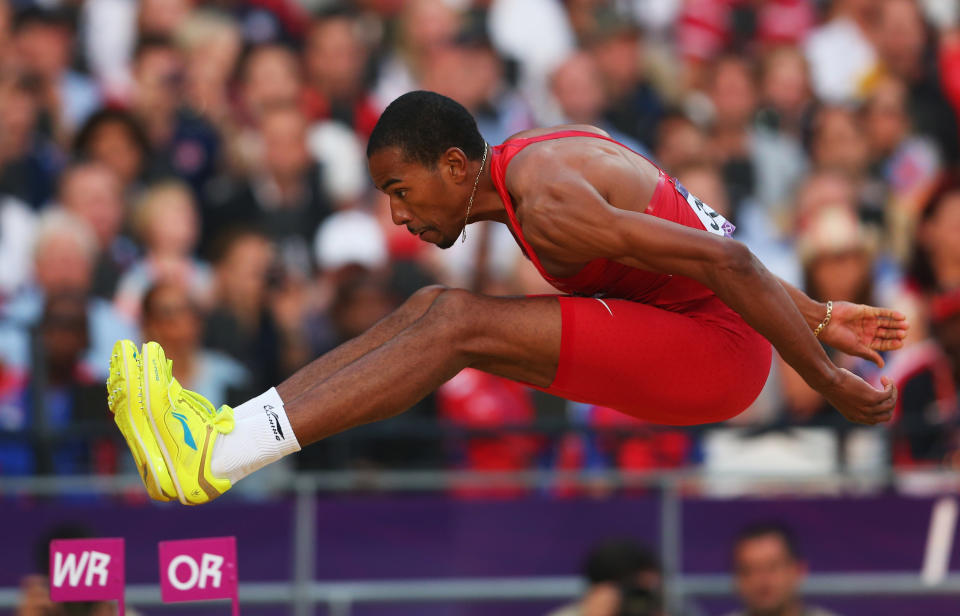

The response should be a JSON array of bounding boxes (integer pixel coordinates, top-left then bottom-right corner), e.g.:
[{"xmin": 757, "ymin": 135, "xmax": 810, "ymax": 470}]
[{"xmin": 501, "ymin": 124, "xmax": 610, "ymax": 143}]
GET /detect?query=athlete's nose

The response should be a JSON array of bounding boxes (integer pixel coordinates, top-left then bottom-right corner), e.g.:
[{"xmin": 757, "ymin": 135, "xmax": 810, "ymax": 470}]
[{"xmin": 390, "ymin": 202, "xmax": 413, "ymax": 227}]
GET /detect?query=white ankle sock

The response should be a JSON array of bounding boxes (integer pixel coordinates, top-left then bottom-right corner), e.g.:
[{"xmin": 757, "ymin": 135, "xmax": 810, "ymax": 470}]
[{"xmin": 210, "ymin": 387, "xmax": 301, "ymax": 484}]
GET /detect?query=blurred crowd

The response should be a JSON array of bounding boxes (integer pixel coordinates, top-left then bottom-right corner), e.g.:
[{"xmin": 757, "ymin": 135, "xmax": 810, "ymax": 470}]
[{"xmin": 2, "ymin": 0, "xmax": 960, "ymax": 491}]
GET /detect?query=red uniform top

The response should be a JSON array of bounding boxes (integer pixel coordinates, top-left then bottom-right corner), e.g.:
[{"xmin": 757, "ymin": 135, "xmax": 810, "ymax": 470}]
[{"xmin": 490, "ymin": 130, "xmax": 735, "ymax": 309}]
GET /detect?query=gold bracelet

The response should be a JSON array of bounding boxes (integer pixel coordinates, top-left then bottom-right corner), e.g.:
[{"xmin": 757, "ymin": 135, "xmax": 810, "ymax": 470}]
[{"xmin": 813, "ymin": 300, "xmax": 833, "ymax": 338}]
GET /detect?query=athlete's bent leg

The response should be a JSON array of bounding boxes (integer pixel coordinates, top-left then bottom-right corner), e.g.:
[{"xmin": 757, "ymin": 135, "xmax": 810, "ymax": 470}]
[{"xmin": 208, "ymin": 290, "xmax": 562, "ymax": 486}]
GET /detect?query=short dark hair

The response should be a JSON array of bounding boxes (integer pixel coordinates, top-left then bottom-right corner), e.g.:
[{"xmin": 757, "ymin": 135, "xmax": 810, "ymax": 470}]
[
  {"xmin": 13, "ymin": 5, "xmax": 74, "ymax": 33},
  {"xmin": 582, "ymin": 538, "xmax": 660, "ymax": 585},
  {"xmin": 73, "ymin": 107, "xmax": 152, "ymax": 163},
  {"xmin": 733, "ymin": 522, "xmax": 801, "ymax": 561},
  {"xmin": 366, "ymin": 91, "xmax": 485, "ymax": 166},
  {"xmin": 133, "ymin": 34, "xmax": 177, "ymax": 65},
  {"xmin": 142, "ymin": 281, "xmax": 198, "ymax": 322}
]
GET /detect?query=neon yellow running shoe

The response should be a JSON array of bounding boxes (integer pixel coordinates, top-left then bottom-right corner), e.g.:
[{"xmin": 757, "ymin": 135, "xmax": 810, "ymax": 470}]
[
  {"xmin": 107, "ymin": 339, "xmax": 176, "ymax": 501},
  {"xmin": 139, "ymin": 341, "xmax": 236, "ymax": 505}
]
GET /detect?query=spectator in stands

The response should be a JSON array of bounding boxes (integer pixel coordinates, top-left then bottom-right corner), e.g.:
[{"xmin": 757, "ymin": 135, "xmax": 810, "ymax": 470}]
[
  {"xmin": 0, "ymin": 210, "xmax": 137, "ymax": 379},
  {"xmin": 302, "ymin": 8, "xmax": 379, "ymax": 138},
  {"xmin": 204, "ymin": 228, "xmax": 308, "ymax": 392},
  {"xmin": 548, "ymin": 538, "xmax": 664, "ymax": 616},
  {"xmin": 752, "ymin": 46, "xmax": 811, "ymax": 212},
  {"xmin": 757, "ymin": 46, "xmax": 813, "ymax": 140},
  {"xmin": 588, "ymin": 20, "xmax": 664, "ymax": 152},
  {"xmin": 727, "ymin": 522, "xmax": 839, "ymax": 616},
  {"xmin": 58, "ymin": 162, "xmax": 136, "ymax": 299},
  {"xmin": 808, "ymin": 106, "xmax": 869, "ymax": 181},
  {"xmin": 420, "ymin": 31, "xmax": 533, "ymax": 147},
  {"xmin": 0, "ymin": 292, "xmax": 112, "ymax": 476},
  {"xmin": 863, "ymin": 75, "xmax": 942, "ymax": 222},
  {"xmin": 12, "ymin": 6, "xmax": 100, "ymax": 141},
  {"xmin": 73, "ymin": 108, "xmax": 155, "ymax": 196},
  {"xmin": 889, "ymin": 287, "xmax": 960, "ymax": 468},
  {"xmin": 654, "ymin": 113, "xmax": 710, "ymax": 175},
  {"xmin": 114, "ymin": 180, "xmax": 212, "ymax": 321},
  {"xmin": 806, "ymin": 105, "xmax": 886, "ymax": 225},
  {"xmin": 207, "ymin": 104, "xmax": 333, "ymax": 276},
  {"xmin": 372, "ymin": 0, "xmax": 461, "ymax": 109},
  {"xmin": 889, "ymin": 175, "xmax": 960, "ymax": 466},
  {"xmin": 705, "ymin": 55, "xmax": 760, "ymax": 210},
  {"xmin": 873, "ymin": 0, "xmax": 960, "ymax": 163},
  {"xmin": 0, "ymin": 73, "xmax": 61, "ymax": 208},
  {"xmin": 129, "ymin": 35, "xmax": 221, "ymax": 196},
  {"xmin": 548, "ymin": 52, "xmax": 645, "ymax": 155},
  {"xmin": 238, "ymin": 44, "xmax": 302, "ymax": 126},
  {"xmin": 908, "ymin": 173, "xmax": 960, "ymax": 294},
  {"xmin": 175, "ymin": 10, "xmax": 242, "ymax": 131},
  {"xmin": 792, "ymin": 170, "xmax": 858, "ymax": 228},
  {"xmin": 141, "ymin": 281, "xmax": 249, "ymax": 406}
]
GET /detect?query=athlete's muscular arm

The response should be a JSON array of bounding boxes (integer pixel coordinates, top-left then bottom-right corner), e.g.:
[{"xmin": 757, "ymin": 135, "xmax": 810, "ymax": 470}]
[{"xmin": 516, "ymin": 172, "xmax": 896, "ymax": 425}]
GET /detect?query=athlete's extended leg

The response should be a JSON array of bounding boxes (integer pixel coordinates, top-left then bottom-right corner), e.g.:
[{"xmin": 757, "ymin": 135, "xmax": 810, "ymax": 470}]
[{"xmin": 282, "ymin": 289, "xmax": 561, "ymax": 445}]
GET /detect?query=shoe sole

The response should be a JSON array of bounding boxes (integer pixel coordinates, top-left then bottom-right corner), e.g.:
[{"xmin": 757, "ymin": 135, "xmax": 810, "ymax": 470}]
[
  {"xmin": 108, "ymin": 340, "xmax": 172, "ymax": 501},
  {"xmin": 141, "ymin": 342, "xmax": 190, "ymax": 505}
]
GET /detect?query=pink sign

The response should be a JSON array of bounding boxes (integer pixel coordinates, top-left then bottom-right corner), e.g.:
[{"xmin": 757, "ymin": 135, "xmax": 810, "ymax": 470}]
[
  {"xmin": 49, "ymin": 538, "xmax": 125, "ymax": 614},
  {"xmin": 159, "ymin": 536, "xmax": 238, "ymax": 614}
]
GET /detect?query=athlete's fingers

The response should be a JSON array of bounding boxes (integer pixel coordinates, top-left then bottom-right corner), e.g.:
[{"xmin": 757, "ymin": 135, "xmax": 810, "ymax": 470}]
[
  {"xmin": 874, "ymin": 327, "xmax": 907, "ymax": 340},
  {"xmin": 869, "ymin": 338, "xmax": 903, "ymax": 351},
  {"xmin": 877, "ymin": 315, "xmax": 909, "ymax": 329},
  {"xmin": 874, "ymin": 393, "xmax": 897, "ymax": 414},
  {"xmin": 874, "ymin": 378, "xmax": 897, "ymax": 408},
  {"xmin": 868, "ymin": 378, "xmax": 896, "ymax": 406},
  {"xmin": 874, "ymin": 308, "xmax": 907, "ymax": 321}
]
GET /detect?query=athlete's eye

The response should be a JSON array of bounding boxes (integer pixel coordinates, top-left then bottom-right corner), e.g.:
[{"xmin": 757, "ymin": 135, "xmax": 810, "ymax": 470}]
[{"xmin": 395, "ymin": 190, "xmax": 408, "ymax": 199}]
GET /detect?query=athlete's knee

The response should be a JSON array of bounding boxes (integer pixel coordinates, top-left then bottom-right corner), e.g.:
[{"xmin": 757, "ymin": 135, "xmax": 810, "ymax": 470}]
[
  {"xmin": 398, "ymin": 284, "xmax": 449, "ymax": 317},
  {"xmin": 410, "ymin": 284, "xmax": 449, "ymax": 303},
  {"xmin": 423, "ymin": 288, "xmax": 482, "ymax": 342}
]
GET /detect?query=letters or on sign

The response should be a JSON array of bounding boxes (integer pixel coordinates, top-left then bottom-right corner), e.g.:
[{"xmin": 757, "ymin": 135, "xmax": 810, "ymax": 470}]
[{"xmin": 158, "ymin": 537, "xmax": 238, "ymax": 604}]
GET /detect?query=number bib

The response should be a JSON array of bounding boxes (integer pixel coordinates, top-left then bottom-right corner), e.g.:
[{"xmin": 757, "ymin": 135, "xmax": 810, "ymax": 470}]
[{"xmin": 672, "ymin": 178, "xmax": 736, "ymax": 238}]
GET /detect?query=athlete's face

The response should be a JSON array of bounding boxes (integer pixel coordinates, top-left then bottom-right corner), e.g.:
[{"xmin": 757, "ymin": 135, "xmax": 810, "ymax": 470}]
[{"xmin": 368, "ymin": 146, "xmax": 471, "ymax": 249}]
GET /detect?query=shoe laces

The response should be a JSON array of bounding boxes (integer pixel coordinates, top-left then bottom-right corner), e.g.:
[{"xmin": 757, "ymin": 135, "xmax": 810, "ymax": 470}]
[{"xmin": 164, "ymin": 359, "xmax": 235, "ymax": 434}]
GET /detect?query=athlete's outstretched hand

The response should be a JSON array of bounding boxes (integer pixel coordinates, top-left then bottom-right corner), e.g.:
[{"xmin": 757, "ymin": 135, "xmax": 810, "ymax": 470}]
[
  {"xmin": 820, "ymin": 370, "xmax": 897, "ymax": 425},
  {"xmin": 819, "ymin": 302, "xmax": 909, "ymax": 368}
]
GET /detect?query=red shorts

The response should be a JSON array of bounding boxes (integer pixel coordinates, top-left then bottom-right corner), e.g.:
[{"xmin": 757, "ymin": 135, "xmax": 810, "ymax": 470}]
[{"xmin": 533, "ymin": 294, "xmax": 772, "ymax": 425}]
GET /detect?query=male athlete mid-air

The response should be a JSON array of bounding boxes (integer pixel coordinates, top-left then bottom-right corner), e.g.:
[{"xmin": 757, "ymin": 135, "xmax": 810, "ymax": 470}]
[{"xmin": 107, "ymin": 91, "xmax": 907, "ymax": 505}]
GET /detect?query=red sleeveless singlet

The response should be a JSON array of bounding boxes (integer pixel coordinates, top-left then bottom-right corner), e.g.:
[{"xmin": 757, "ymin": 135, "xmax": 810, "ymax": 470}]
[{"xmin": 489, "ymin": 130, "xmax": 734, "ymax": 309}]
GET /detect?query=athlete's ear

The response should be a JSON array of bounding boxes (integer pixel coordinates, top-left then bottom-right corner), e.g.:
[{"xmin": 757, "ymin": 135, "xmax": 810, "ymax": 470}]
[{"xmin": 442, "ymin": 147, "xmax": 469, "ymax": 183}]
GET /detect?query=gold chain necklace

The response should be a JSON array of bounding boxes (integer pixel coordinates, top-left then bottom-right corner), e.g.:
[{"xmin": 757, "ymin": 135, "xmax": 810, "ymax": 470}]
[{"xmin": 461, "ymin": 143, "xmax": 488, "ymax": 244}]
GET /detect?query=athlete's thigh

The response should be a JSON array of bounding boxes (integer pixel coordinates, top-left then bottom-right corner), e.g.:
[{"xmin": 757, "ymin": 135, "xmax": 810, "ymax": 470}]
[{"xmin": 440, "ymin": 291, "xmax": 562, "ymax": 388}]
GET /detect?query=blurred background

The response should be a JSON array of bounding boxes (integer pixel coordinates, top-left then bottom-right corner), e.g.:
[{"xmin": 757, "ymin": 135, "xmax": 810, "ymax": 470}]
[{"xmin": 2, "ymin": 0, "xmax": 960, "ymax": 614}]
